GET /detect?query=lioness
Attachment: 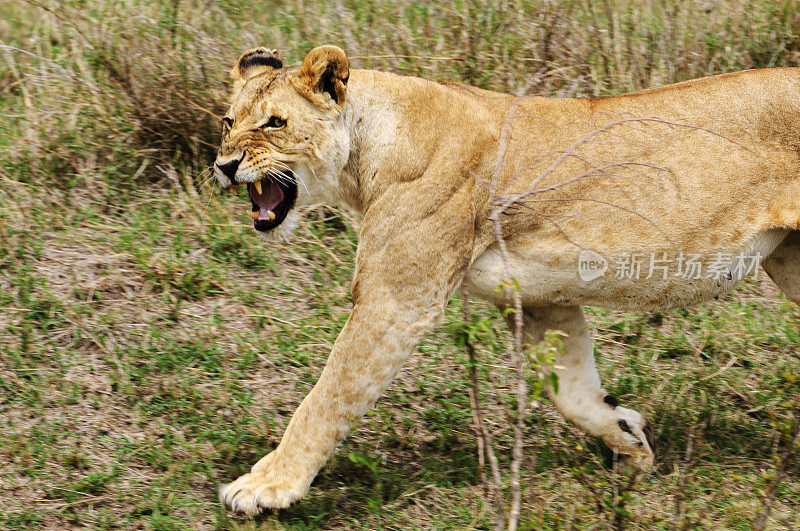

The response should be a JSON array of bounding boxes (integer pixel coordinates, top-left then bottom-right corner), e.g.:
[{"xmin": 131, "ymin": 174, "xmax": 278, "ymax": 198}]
[{"xmin": 213, "ymin": 45, "xmax": 800, "ymax": 514}]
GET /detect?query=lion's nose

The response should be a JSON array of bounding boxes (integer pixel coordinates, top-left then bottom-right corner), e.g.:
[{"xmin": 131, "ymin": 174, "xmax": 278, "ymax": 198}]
[{"xmin": 216, "ymin": 157, "xmax": 241, "ymax": 182}]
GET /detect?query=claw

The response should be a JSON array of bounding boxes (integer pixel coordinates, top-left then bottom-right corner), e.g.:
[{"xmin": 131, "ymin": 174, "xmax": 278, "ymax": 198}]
[{"xmin": 643, "ymin": 420, "xmax": 656, "ymax": 458}]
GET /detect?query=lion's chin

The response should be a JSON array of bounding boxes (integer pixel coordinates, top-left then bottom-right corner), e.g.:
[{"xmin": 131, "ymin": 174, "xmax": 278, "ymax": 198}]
[{"xmin": 255, "ymin": 209, "xmax": 300, "ymax": 242}]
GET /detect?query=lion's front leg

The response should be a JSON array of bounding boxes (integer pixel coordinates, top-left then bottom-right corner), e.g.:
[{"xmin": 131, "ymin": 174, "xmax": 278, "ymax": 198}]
[
  {"xmin": 219, "ymin": 166, "xmax": 477, "ymax": 515},
  {"xmin": 516, "ymin": 305, "xmax": 655, "ymax": 469},
  {"xmin": 219, "ymin": 302, "xmax": 443, "ymax": 514}
]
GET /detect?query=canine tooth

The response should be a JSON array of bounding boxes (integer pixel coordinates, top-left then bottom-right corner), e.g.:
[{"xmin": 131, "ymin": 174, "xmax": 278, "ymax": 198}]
[
  {"xmin": 247, "ymin": 211, "xmax": 260, "ymax": 220},
  {"xmin": 267, "ymin": 210, "xmax": 275, "ymax": 221},
  {"xmin": 253, "ymin": 181, "xmax": 262, "ymax": 194}
]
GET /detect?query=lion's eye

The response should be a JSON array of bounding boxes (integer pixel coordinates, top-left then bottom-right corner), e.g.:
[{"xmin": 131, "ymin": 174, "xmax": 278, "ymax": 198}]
[
  {"xmin": 222, "ymin": 117, "xmax": 233, "ymax": 132},
  {"xmin": 263, "ymin": 116, "xmax": 287, "ymax": 129}
]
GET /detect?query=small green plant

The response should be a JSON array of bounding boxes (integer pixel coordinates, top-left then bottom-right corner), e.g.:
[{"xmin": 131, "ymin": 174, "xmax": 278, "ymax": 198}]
[
  {"xmin": 447, "ymin": 316, "xmax": 494, "ymax": 349},
  {"xmin": 348, "ymin": 452, "xmax": 384, "ymax": 510},
  {"xmin": 526, "ymin": 329, "xmax": 565, "ymax": 400}
]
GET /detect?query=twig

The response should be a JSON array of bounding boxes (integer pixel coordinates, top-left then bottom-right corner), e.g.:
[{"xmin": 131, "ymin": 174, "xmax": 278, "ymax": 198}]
[
  {"xmin": 670, "ymin": 421, "xmax": 698, "ymax": 530},
  {"xmin": 349, "ymin": 54, "xmax": 466, "ymax": 61},
  {"xmin": 753, "ymin": 417, "xmax": 800, "ymax": 530},
  {"xmin": 461, "ymin": 294, "xmax": 488, "ymax": 493},
  {"xmin": 461, "ymin": 290, "xmax": 506, "ymax": 529},
  {"xmin": 463, "ymin": 72, "xmax": 743, "ymax": 530},
  {"xmin": 487, "ymin": 78, "xmax": 539, "ymax": 531},
  {"xmin": 609, "ymin": 455, "xmax": 639, "ymax": 531},
  {"xmin": 173, "ymin": 90, "xmax": 221, "ymax": 120},
  {"xmin": 495, "ymin": 117, "xmax": 742, "ymax": 217}
]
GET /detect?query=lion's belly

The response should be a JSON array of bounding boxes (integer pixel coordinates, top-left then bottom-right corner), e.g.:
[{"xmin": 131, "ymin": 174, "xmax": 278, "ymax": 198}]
[{"xmin": 462, "ymin": 229, "xmax": 789, "ymax": 311}]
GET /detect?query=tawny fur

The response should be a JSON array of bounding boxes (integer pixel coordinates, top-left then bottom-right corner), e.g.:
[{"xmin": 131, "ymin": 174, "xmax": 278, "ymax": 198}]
[{"xmin": 214, "ymin": 45, "xmax": 800, "ymax": 515}]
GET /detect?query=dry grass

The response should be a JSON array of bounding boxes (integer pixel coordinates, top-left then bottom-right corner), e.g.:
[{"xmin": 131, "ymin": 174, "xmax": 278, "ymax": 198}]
[
  {"xmin": 1, "ymin": 0, "xmax": 799, "ymax": 529},
  {"xmin": 3, "ymin": 0, "xmax": 800, "ymax": 175}
]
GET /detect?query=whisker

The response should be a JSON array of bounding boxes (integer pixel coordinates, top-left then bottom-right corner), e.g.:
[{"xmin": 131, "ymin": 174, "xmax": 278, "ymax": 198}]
[
  {"xmin": 270, "ymin": 166, "xmax": 309, "ymax": 195},
  {"xmin": 272, "ymin": 160, "xmax": 294, "ymax": 173},
  {"xmin": 197, "ymin": 167, "xmax": 216, "ymax": 189},
  {"xmin": 265, "ymin": 167, "xmax": 291, "ymax": 184},
  {"xmin": 308, "ymin": 166, "xmax": 322, "ymax": 185}
]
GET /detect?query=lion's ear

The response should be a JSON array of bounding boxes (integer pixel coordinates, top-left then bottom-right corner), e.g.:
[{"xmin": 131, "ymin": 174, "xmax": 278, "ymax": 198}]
[
  {"xmin": 297, "ymin": 45, "xmax": 349, "ymax": 106},
  {"xmin": 231, "ymin": 47, "xmax": 283, "ymax": 85}
]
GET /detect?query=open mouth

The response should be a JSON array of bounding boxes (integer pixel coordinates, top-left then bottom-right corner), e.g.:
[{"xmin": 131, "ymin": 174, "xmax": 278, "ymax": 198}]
[{"xmin": 246, "ymin": 172, "xmax": 298, "ymax": 231}]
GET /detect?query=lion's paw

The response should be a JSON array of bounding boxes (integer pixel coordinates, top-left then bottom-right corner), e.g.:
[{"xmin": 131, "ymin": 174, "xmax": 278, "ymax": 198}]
[
  {"xmin": 613, "ymin": 406, "xmax": 655, "ymax": 471},
  {"xmin": 219, "ymin": 470, "xmax": 310, "ymax": 515}
]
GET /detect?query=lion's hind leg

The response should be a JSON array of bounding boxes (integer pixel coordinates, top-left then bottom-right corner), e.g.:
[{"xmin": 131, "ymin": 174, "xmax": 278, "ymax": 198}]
[
  {"xmin": 763, "ymin": 230, "xmax": 800, "ymax": 304},
  {"xmin": 511, "ymin": 305, "xmax": 655, "ymax": 469}
]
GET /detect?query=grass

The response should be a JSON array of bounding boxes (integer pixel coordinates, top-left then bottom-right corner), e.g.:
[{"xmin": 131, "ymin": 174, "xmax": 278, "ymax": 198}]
[{"xmin": 1, "ymin": 0, "xmax": 799, "ymax": 528}]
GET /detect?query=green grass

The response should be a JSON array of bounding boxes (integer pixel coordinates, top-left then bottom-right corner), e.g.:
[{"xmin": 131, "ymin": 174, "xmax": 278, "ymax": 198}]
[
  {"xmin": 1, "ymin": 177, "xmax": 797, "ymax": 528},
  {"xmin": 1, "ymin": 0, "xmax": 799, "ymax": 528}
]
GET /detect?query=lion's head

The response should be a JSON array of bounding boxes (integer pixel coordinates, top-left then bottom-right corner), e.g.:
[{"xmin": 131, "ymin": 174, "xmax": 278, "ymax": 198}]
[{"xmin": 214, "ymin": 46, "xmax": 351, "ymax": 239}]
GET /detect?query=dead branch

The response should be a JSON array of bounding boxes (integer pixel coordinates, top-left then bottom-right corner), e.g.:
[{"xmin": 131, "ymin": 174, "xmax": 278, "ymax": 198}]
[
  {"xmin": 465, "ymin": 74, "xmax": 746, "ymax": 530},
  {"xmin": 495, "ymin": 117, "xmax": 734, "ymax": 216},
  {"xmin": 487, "ymin": 79, "xmax": 538, "ymax": 531},
  {"xmin": 461, "ymin": 290, "xmax": 507, "ymax": 530},
  {"xmin": 753, "ymin": 417, "xmax": 800, "ymax": 530}
]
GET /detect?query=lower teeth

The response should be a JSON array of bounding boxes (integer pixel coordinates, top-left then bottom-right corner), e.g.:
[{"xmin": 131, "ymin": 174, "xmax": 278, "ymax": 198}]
[{"xmin": 248, "ymin": 210, "xmax": 276, "ymax": 221}]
